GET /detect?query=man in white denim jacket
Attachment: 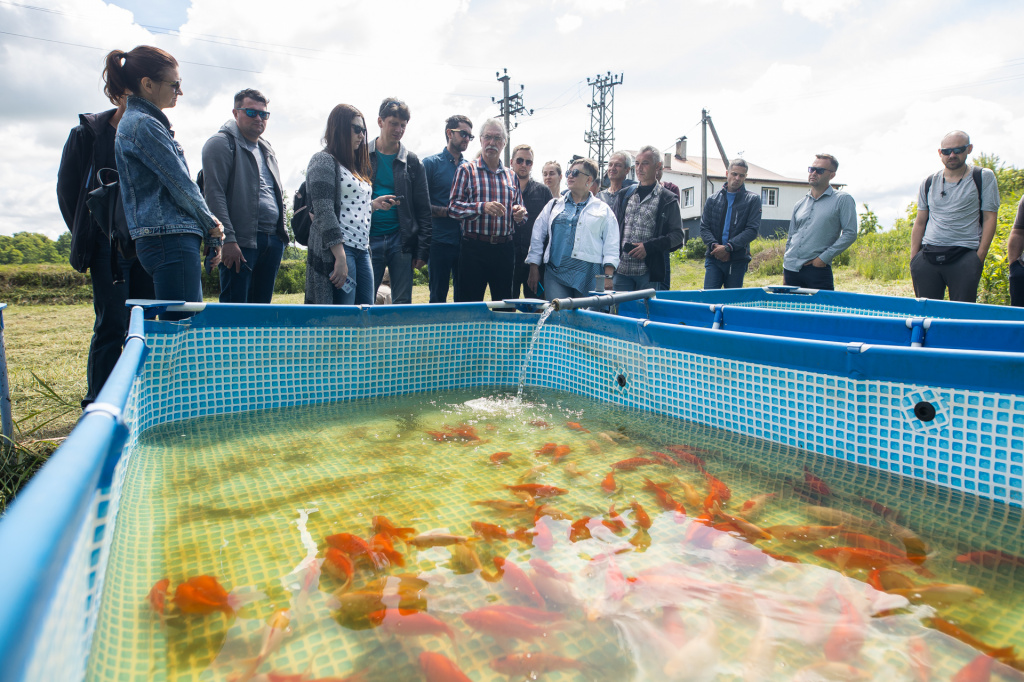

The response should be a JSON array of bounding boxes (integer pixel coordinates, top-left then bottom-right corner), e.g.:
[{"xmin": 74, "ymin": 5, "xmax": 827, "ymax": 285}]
[{"xmin": 526, "ymin": 158, "xmax": 620, "ymax": 299}]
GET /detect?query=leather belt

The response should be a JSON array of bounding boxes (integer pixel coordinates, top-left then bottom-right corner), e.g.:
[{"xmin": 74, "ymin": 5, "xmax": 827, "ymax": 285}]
[{"xmin": 464, "ymin": 232, "xmax": 511, "ymax": 244}]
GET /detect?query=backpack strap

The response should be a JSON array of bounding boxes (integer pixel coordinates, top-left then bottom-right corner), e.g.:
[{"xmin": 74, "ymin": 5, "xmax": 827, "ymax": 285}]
[{"xmin": 972, "ymin": 166, "xmax": 983, "ymax": 225}]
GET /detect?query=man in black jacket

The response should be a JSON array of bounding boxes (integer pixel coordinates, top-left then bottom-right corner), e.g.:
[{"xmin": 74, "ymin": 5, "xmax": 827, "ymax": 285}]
[
  {"xmin": 510, "ymin": 144, "xmax": 552, "ymax": 298},
  {"xmin": 611, "ymin": 146, "xmax": 685, "ymax": 290},
  {"xmin": 57, "ymin": 98, "xmax": 153, "ymax": 409},
  {"xmin": 368, "ymin": 98, "xmax": 432, "ymax": 304},
  {"xmin": 699, "ymin": 159, "xmax": 762, "ymax": 289}
]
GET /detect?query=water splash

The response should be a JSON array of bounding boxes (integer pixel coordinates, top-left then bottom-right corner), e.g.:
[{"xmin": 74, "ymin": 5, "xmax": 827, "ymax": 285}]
[{"xmin": 518, "ymin": 305, "xmax": 555, "ymax": 397}]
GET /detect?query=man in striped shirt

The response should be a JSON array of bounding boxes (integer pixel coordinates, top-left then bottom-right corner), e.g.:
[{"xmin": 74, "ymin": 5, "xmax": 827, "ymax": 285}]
[{"xmin": 448, "ymin": 118, "xmax": 527, "ymax": 301}]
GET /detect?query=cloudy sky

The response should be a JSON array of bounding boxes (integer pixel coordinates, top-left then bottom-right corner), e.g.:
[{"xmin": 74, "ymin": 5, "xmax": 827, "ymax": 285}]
[{"xmin": 1, "ymin": 0, "xmax": 1022, "ymax": 239}]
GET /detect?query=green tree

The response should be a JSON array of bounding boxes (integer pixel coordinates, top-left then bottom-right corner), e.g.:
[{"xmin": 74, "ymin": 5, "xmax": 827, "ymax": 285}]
[
  {"xmin": 0, "ymin": 236, "xmax": 24, "ymax": 265},
  {"xmin": 10, "ymin": 233, "xmax": 60, "ymax": 264},
  {"xmin": 55, "ymin": 232, "xmax": 72, "ymax": 261},
  {"xmin": 972, "ymin": 153, "xmax": 1024, "ymax": 199},
  {"xmin": 858, "ymin": 204, "xmax": 880, "ymax": 236}
]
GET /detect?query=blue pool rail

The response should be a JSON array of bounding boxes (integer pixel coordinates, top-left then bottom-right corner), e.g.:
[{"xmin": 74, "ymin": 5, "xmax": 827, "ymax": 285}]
[
  {"xmin": 0, "ymin": 307, "xmax": 147, "ymax": 682},
  {"xmin": 0, "ymin": 303, "xmax": 11, "ymax": 448}
]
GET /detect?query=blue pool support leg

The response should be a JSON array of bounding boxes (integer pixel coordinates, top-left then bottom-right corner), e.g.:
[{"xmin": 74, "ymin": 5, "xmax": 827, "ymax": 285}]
[
  {"xmin": 711, "ymin": 305, "xmax": 725, "ymax": 330},
  {"xmin": 906, "ymin": 317, "xmax": 930, "ymax": 348},
  {"xmin": 0, "ymin": 304, "xmax": 11, "ymax": 452}
]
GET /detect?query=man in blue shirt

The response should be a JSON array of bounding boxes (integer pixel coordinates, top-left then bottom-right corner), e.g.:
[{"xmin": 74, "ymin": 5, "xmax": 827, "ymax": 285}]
[
  {"xmin": 422, "ymin": 115, "xmax": 472, "ymax": 302},
  {"xmin": 699, "ymin": 159, "xmax": 762, "ymax": 289}
]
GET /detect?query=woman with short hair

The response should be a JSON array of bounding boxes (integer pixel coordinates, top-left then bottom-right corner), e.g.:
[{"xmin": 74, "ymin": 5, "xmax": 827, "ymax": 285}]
[{"xmin": 526, "ymin": 158, "xmax": 619, "ymax": 300}]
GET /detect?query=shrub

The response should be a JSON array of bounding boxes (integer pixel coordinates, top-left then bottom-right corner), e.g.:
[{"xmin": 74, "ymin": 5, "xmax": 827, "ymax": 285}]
[
  {"xmin": 274, "ymin": 260, "xmax": 306, "ymax": 294},
  {"xmin": 978, "ymin": 190, "xmax": 1022, "ymax": 305},
  {"xmin": 748, "ymin": 238, "xmax": 785, "ymax": 277},
  {"xmin": 683, "ymin": 236, "xmax": 707, "ymax": 260},
  {"xmin": 0, "ymin": 263, "xmax": 92, "ymax": 304},
  {"xmin": 849, "ymin": 225, "xmax": 912, "ymax": 281}
]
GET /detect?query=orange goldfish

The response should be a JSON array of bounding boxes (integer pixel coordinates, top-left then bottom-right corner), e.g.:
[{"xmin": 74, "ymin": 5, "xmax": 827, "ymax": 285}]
[
  {"xmin": 370, "ymin": 608, "xmax": 456, "ymax": 644},
  {"xmin": 570, "ymin": 517, "xmax": 594, "ymax": 542},
  {"xmin": 172, "ymin": 575, "xmax": 238, "ymax": 616},
  {"xmin": 471, "ymin": 521, "xmax": 531, "ymax": 543},
  {"xmin": 471, "ymin": 499, "xmax": 535, "ymax": 514},
  {"xmin": 407, "ymin": 533, "xmax": 473, "ymax": 548},
  {"xmin": 369, "ymin": 533, "xmax": 405, "ymax": 567},
  {"xmin": 490, "ymin": 652, "xmax": 588, "ymax": 676},
  {"xmin": 323, "ymin": 548, "xmax": 355, "ymax": 592},
  {"xmin": 824, "ymin": 595, "xmax": 865, "ymax": 662},
  {"xmin": 489, "ymin": 451, "xmax": 513, "ymax": 464},
  {"xmin": 503, "ymin": 483, "xmax": 567, "ymax": 498},
  {"xmin": 531, "ymin": 517, "xmax": 555, "ymax": 551},
  {"xmin": 711, "ymin": 502, "xmax": 772, "ymax": 542},
  {"xmin": 566, "ymin": 421, "xmax": 590, "ymax": 433},
  {"xmin": 767, "ymin": 524, "xmax": 842, "ymax": 542},
  {"xmin": 477, "ymin": 604, "xmax": 566, "ymax": 623},
  {"xmin": 326, "ymin": 533, "xmax": 389, "ymax": 571},
  {"xmin": 814, "ymin": 547, "xmax": 930, "ymax": 574},
  {"xmin": 551, "ymin": 445, "xmax": 572, "ymax": 462},
  {"xmin": 371, "ymin": 515, "xmax": 416, "ymax": 540},
  {"xmin": 908, "ymin": 636, "xmax": 931, "ymax": 682},
  {"xmin": 419, "ymin": 652, "xmax": 472, "ymax": 682},
  {"xmin": 702, "ymin": 471, "xmax": 731, "ymax": 507},
  {"xmin": 238, "ymin": 609, "xmax": 291, "ymax": 682},
  {"xmin": 836, "ymin": 531, "xmax": 905, "ymax": 556},
  {"xmin": 649, "ymin": 451, "xmax": 678, "ymax": 467},
  {"xmin": 461, "ymin": 607, "xmax": 560, "ymax": 641},
  {"xmin": 601, "ymin": 470, "xmax": 617, "ymax": 493},
  {"xmin": 611, "ymin": 457, "xmax": 660, "ymax": 471},
  {"xmin": 642, "ymin": 477, "xmax": 685, "ymax": 513},
  {"xmin": 926, "ymin": 617, "xmax": 1017, "ymax": 662},
  {"xmin": 803, "ymin": 466, "xmax": 834, "ymax": 497},
  {"xmin": 147, "ymin": 578, "xmax": 170, "ymax": 616},
  {"xmin": 666, "ymin": 445, "xmax": 706, "ymax": 470},
  {"xmin": 888, "ymin": 583, "xmax": 985, "ymax": 607},
  {"xmin": 494, "ymin": 556, "xmax": 546, "ymax": 608},
  {"xmin": 866, "ymin": 568, "xmax": 914, "ymax": 592},
  {"xmin": 736, "ymin": 493, "xmax": 776, "ymax": 521},
  {"xmin": 952, "ymin": 655, "xmax": 994, "ymax": 682},
  {"xmin": 629, "ymin": 500, "xmax": 652, "ymax": 530},
  {"xmin": 535, "ymin": 442, "xmax": 559, "ymax": 456}
]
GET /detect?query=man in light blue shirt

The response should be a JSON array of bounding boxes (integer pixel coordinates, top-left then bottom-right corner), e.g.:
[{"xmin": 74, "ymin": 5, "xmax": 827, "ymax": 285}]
[{"xmin": 783, "ymin": 153, "xmax": 857, "ymax": 290}]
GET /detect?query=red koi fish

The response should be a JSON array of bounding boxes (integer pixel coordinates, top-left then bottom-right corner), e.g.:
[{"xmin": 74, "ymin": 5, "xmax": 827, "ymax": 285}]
[
  {"xmin": 837, "ymin": 531, "xmax": 905, "ymax": 557},
  {"xmin": 602, "ymin": 505, "xmax": 628, "ymax": 534},
  {"xmin": 952, "ymin": 654, "xmax": 994, "ymax": 682},
  {"xmin": 426, "ymin": 424, "xmax": 480, "ymax": 442},
  {"xmin": 531, "ymin": 517, "xmax": 555, "ymax": 551},
  {"xmin": 323, "ymin": 548, "xmax": 355, "ymax": 592},
  {"xmin": 471, "ymin": 521, "xmax": 532, "ymax": 543},
  {"xmin": 611, "ymin": 457, "xmax": 659, "ymax": 471},
  {"xmin": 371, "ymin": 515, "xmax": 415, "ymax": 541},
  {"xmin": 490, "ymin": 653, "xmax": 588, "ymax": 676},
  {"xmin": 649, "ymin": 451, "xmax": 678, "ymax": 467},
  {"xmin": 824, "ymin": 595, "xmax": 865, "ymax": 662},
  {"xmin": 642, "ymin": 477, "xmax": 685, "ymax": 514},
  {"xmin": 172, "ymin": 575, "xmax": 239, "ymax": 616},
  {"xmin": 570, "ymin": 517, "xmax": 594, "ymax": 542},
  {"xmin": 406, "ymin": 533, "xmax": 472, "ymax": 548},
  {"xmin": 419, "ymin": 652, "xmax": 472, "ymax": 682},
  {"xmin": 956, "ymin": 550, "xmax": 1024, "ymax": 570},
  {"xmin": 147, "ymin": 578, "xmax": 170, "ymax": 616},
  {"xmin": 763, "ymin": 550, "xmax": 801, "ymax": 563},
  {"xmin": 474, "ymin": 604, "xmax": 567, "ymax": 623},
  {"xmin": 736, "ymin": 493, "xmax": 776, "ymax": 521},
  {"xmin": 326, "ymin": 533, "xmax": 389, "ymax": 571},
  {"xmin": 552, "ymin": 445, "xmax": 571, "ymax": 462},
  {"xmin": 504, "ymin": 483, "xmax": 568, "ymax": 498},
  {"xmin": 702, "ymin": 471, "xmax": 732, "ymax": 507},
  {"xmin": 666, "ymin": 445, "xmax": 706, "ymax": 470},
  {"xmin": 711, "ymin": 502, "xmax": 772, "ymax": 542},
  {"xmin": 814, "ymin": 547, "xmax": 931, "ymax": 575},
  {"xmin": 566, "ymin": 421, "xmax": 590, "ymax": 433},
  {"xmin": 803, "ymin": 466, "xmax": 834, "ymax": 497},
  {"xmin": 767, "ymin": 524, "xmax": 842, "ymax": 542},
  {"xmin": 926, "ymin": 617, "xmax": 1017, "ymax": 662},
  {"xmin": 462, "ymin": 607, "xmax": 562, "ymax": 641},
  {"xmin": 629, "ymin": 500, "xmax": 652, "ymax": 530},
  {"xmin": 370, "ymin": 608, "xmax": 457, "ymax": 644},
  {"xmin": 601, "ymin": 470, "xmax": 617, "ymax": 493},
  {"xmin": 490, "ymin": 451, "xmax": 513, "ymax": 464},
  {"xmin": 493, "ymin": 556, "xmax": 546, "ymax": 608}
]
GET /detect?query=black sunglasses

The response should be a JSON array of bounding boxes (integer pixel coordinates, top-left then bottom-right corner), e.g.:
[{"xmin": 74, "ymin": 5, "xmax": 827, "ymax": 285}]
[
  {"xmin": 351, "ymin": 124, "xmax": 367, "ymax": 136},
  {"xmin": 566, "ymin": 168, "xmax": 591, "ymax": 179},
  {"xmin": 514, "ymin": 158, "xmax": 533, "ymax": 166},
  {"xmin": 163, "ymin": 79, "xmax": 182, "ymax": 92},
  {"xmin": 807, "ymin": 166, "xmax": 830, "ymax": 175},
  {"xmin": 939, "ymin": 145, "xmax": 969, "ymax": 156},
  {"xmin": 449, "ymin": 129, "xmax": 474, "ymax": 141},
  {"xmin": 236, "ymin": 108, "xmax": 270, "ymax": 120}
]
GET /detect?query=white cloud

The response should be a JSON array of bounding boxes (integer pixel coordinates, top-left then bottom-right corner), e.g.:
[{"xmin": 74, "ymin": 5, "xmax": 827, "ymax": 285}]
[
  {"xmin": 782, "ymin": 0, "xmax": 858, "ymax": 24},
  {"xmin": 556, "ymin": 13, "xmax": 583, "ymax": 33}
]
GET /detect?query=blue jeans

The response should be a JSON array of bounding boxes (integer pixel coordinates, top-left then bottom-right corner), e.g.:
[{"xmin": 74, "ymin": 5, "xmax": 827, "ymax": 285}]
[
  {"xmin": 703, "ymin": 257, "xmax": 749, "ymax": 289},
  {"xmin": 543, "ymin": 272, "xmax": 588, "ymax": 300},
  {"xmin": 613, "ymin": 272, "xmax": 651, "ymax": 291},
  {"xmin": 218, "ymin": 233, "xmax": 285, "ymax": 303},
  {"xmin": 333, "ymin": 246, "xmax": 375, "ymax": 305},
  {"xmin": 134, "ymin": 233, "xmax": 202, "ymax": 319},
  {"xmin": 85, "ymin": 232, "xmax": 154, "ymax": 407},
  {"xmin": 370, "ymin": 231, "xmax": 413, "ymax": 304},
  {"xmin": 428, "ymin": 241, "xmax": 460, "ymax": 303}
]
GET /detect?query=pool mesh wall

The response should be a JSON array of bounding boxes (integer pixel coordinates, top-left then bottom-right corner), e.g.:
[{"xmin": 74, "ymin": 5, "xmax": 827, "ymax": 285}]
[{"xmin": 19, "ymin": 311, "xmax": 1024, "ymax": 680}]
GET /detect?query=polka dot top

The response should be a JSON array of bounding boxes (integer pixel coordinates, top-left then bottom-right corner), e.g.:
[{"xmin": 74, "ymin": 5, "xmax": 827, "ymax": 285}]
[{"xmin": 337, "ymin": 164, "xmax": 372, "ymax": 250}]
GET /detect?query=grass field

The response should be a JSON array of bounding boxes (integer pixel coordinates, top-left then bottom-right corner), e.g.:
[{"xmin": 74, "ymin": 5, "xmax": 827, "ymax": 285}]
[{"xmin": 0, "ymin": 257, "xmax": 915, "ymax": 511}]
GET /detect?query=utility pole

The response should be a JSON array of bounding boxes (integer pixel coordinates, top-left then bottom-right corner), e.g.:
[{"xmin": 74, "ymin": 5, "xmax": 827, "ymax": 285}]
[
  {"xmin": 584, "ymin": 72, "xmax": 624, "ymax": 181},
  {"xmin": 493, "ymin": 68, "xmax": 533, "ymax": 166},
  {"xmin": 700, "ymin": 109, "xmax": 730, "ymax": 208}
]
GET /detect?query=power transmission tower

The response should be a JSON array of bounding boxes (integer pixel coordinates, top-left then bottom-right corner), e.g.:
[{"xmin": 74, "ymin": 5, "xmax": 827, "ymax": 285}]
[
  {"xmin": 492, "ymin": 68, "xmax": 533, "ymax": 166},
  {"xmin": 583, "ymin": 72, "xmax": 624, "ymax": 180}
]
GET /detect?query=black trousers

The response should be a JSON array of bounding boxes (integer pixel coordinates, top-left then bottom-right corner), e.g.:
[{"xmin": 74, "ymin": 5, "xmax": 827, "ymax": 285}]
[
  {"xmin": 85, "ymin": 232, "xmax": 154, "ymax": 408},
  {"xmin": 1010, "ymin": 261, "xmax": 1024, "ymax": 307},
  {"xmin": 783, "ymin": 263, "xmax": 834, "ymax": 291},
  {"xmin": 456, "ymin": 237, "xmax": 514, "ymax": 302},
  {"xmin": 512, "ymin": 248, "xmax": 542, "ymax": 299}
]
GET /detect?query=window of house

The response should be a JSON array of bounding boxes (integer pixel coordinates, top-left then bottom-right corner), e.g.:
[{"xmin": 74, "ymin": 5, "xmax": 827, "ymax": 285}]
[
  {"xmin": 761, "ymin": 187, "xmax": 779, "ymax": 206},
  {"xmin": 682, "ymin": 187, "xmax": 694, "ymax": 208}
]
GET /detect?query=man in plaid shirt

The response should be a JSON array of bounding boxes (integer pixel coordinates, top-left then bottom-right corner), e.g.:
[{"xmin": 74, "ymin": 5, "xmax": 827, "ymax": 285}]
[{"xmin": 448, "ymin": 118, "xmax": 527, "ymax": 301}]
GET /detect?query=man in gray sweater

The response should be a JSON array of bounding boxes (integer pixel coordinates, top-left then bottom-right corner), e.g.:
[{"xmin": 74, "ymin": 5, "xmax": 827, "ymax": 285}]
[
  {"xmin": 782, "ymin": 153, "xmax": 857, "ymax": 291},
  {"xmin": 201, "ymin": 88, "xmax": 288, "ymax": 303}
]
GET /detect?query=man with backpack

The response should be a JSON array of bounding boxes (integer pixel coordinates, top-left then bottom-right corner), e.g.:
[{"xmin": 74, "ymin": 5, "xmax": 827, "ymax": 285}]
[
  {"xmin": 910, "ymin": 130, "xmax": 1000, "ymax": 302},
  {"xmin": 57, "ymin": 96, "xmax": 153, "ymax": 409},
  {"xmin": 201, "ymin": 88, "xmax": 288, "ymax": 303}
]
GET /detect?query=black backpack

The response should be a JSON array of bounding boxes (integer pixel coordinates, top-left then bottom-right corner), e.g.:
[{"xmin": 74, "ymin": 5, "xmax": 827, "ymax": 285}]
[
  {"xmin": 291, "ymin": 181, "xmax": 311, "ymax": 246},
  {"xmin": 85, "ymin": 167, "xmax": 136, "ymax": 269}
]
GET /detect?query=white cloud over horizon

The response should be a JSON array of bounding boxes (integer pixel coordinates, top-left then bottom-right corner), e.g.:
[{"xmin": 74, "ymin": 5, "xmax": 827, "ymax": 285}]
[{"xmin": 2, "ymin": 0, "xmax": 1023, "ymax": 240}]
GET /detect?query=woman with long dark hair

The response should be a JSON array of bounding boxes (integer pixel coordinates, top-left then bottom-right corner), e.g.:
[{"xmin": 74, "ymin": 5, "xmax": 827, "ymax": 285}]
[
  {"xmin": 104, "ymin": 45, "xmax": 222, "ymax": 312},
  {"xmin": 305, "ymin": 104, "xmax": 397, "ymax": 305}
]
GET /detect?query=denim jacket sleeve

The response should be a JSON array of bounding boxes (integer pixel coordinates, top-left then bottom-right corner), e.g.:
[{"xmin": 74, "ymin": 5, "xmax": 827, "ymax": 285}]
[{"xmin": 132, "ymin": 115, "xmax": 217, "ymax": 233}]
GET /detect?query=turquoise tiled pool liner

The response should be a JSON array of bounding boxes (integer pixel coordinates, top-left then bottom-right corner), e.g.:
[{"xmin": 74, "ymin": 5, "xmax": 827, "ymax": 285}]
[{"xmin": 3, "ymin": 295, "xmax": 1024, "ymax": 682}]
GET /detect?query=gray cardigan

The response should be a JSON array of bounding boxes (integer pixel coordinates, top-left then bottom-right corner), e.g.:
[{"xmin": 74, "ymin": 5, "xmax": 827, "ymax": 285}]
[{"xmin": 304, "ymin": 150, "xmax": 346, "ymax": 305}]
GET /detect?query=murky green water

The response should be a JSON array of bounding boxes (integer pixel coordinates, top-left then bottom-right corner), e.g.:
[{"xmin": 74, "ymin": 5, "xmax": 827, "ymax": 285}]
[{"xmin": 88, "ymin": 388, "xmax": 1024, "ymax": 681}]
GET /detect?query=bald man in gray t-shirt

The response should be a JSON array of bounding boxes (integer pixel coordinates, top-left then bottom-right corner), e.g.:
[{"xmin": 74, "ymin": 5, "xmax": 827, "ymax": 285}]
[{"xmin": 910, "ymin": 130, "xmax": 1000, "ymax": 303}]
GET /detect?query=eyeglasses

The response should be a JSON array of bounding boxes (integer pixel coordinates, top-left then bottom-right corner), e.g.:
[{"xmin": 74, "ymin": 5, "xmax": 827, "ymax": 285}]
[
  {"xmin": 235, "ymin": 108, "xmax": 270, "ymax": 120},
  {"xmin": 481, "ymin": 134, "xmax": 503, "ymax": 143},
  {"xmin": 807, "ymin": 166, "xmax": 830, "ymax": 175},
  {"xmin": 566, "ymin": 168, "xmax": 591, "ymax": 179},
  {"xmin": 939, "ymin": 145, "xmax": 969, "ymax": 156},
  {"xmin": 514, "ymin": 158, "xmax": 533, "ymax": 166},
  {"xmin": 163, "ymin": 80, "xmax": 182, "ymax": 93},
  {"xmin": 351, "ymin": 124, "xmax": 366, "ymax": 136},
  {"xmin": 449, "ymin": 129, "xmax": 474, "ymax": 141}
]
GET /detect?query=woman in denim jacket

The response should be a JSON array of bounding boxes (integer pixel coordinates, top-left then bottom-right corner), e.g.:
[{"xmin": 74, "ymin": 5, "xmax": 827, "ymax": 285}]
[{"xmin": 105, "ymin": 46, "xmax": 222, "ymax": 313}]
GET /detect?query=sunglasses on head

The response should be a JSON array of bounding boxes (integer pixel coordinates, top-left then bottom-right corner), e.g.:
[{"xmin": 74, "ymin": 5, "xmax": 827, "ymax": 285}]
[
  {"xmin": 236, "ymin": 108, "xmax": 270, "ymax": 120},
  {"xmin": 449, "ymin": 129, "xmax": 474, "ymax": 141},
  {"xmin": 939, "ymin": 145, "xmax": 969, "ymax": 156},
  {"xmin": 566, "ymin": 168, "xmax": 591, "ymax": 179},
  {"xmin": 807, "ymin": 166, "xmax": 830, "ymax": 175},
  {"xmin": 514, "ymin": 158, "xmax": 533, "ymax": 166}
]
